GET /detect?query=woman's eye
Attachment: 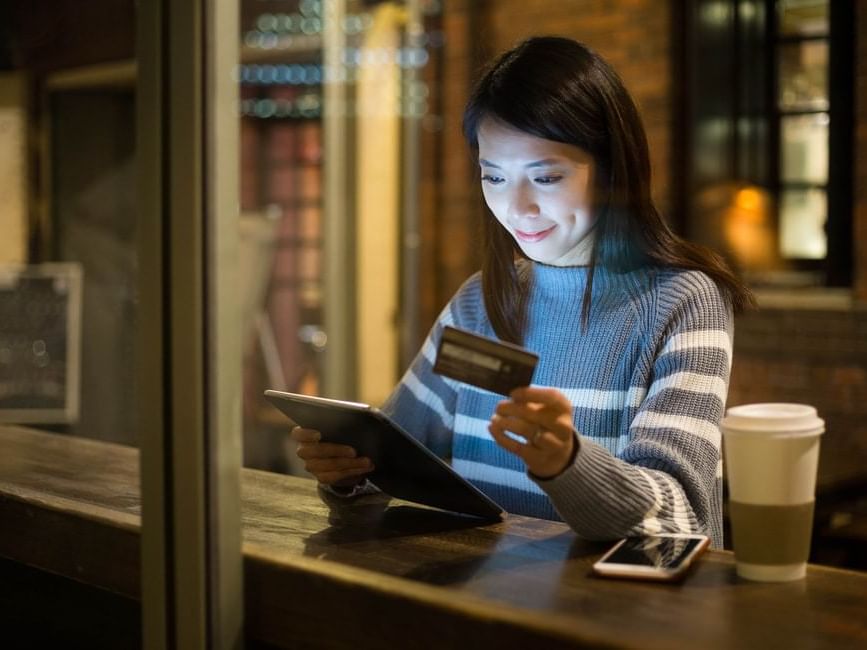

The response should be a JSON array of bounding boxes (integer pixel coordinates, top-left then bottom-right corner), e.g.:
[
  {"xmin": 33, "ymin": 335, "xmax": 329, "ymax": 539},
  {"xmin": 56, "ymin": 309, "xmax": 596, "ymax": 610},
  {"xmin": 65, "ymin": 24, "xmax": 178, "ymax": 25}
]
[
  {"xmin": 535, "ymin": 175, "xmax": 562, "ymax": 185},
  {"xmin": 481, "ymin": 174, "xmax": 505, "ymax": 185}
]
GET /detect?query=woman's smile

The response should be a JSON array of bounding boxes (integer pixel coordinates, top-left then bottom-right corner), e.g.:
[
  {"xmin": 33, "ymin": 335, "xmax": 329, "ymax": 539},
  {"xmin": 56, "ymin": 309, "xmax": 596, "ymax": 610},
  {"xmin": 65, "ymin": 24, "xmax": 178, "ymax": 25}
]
[{"xmin": 514, "ymin": 225, "xmax": 557, "ymax": 242}]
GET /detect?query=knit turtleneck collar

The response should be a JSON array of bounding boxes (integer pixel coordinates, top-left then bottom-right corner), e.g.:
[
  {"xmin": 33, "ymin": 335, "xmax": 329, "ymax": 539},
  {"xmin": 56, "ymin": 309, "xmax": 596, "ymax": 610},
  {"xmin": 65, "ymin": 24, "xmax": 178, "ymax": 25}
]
[{"xmin": 531, "ymin": 258, "xmax": 626, "ymax": 298}]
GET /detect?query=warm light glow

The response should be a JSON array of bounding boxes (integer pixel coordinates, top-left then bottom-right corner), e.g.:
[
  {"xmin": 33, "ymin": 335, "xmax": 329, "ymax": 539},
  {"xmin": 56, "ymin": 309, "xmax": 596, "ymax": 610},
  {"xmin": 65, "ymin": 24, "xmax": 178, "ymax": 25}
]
[
  {"xmin": 734, "ymin": 187, "xmax": 762, "ymax": 216},
  {"xmin": 723, "ymin": 184, "xmax": 777, "ymax": 270}
]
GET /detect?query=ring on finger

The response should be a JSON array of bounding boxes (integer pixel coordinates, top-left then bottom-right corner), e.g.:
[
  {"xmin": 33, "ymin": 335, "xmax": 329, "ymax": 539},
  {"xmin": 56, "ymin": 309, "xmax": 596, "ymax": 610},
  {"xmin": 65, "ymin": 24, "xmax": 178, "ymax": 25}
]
[{"xmin": 531, "ymin": 427, "xmax": 544, "ymax": 448}]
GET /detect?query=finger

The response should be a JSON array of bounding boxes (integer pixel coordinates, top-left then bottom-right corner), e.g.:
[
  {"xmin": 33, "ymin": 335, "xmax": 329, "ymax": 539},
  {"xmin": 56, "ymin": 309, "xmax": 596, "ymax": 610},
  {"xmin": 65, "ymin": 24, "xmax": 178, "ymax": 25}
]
[
  {"xmin": 510, "ymin": 386, "xmax": 570, "ymax": 410},
  {"xmin": 496, "ymin": 402, "xmax": 573, "ymax": 441},
  {"xmin": 296, "ymin": 441, "xmax": 358, "ymax": 460},
  {"xmin": 488, "ymin": 421, "xmax": 530, "ymax": 458},
  {"xmin": 531, "ymin": 430, "xmax": 570, "ymax": 453},
  {"xmin": 491, "ymin": 413, "xmax": 538, "ymax": 444},
  {"xmin": 305, "ymin": 456, "xmax": 373, "ymax": 474},
  {"xmin": 495, "ymin": 401, "xmax": 545, "ymax": 427},
  {"xmin": 290, "ymin": 426, "xmax": 321, "ymax": 443}
]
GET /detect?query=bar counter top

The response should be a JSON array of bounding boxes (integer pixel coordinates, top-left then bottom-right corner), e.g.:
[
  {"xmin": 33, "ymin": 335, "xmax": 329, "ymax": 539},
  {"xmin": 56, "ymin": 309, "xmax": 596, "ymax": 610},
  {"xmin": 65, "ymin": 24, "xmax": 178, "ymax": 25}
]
[{"xmin": 1, "ymin": 425, "xmax": 866, "ymax": 649}]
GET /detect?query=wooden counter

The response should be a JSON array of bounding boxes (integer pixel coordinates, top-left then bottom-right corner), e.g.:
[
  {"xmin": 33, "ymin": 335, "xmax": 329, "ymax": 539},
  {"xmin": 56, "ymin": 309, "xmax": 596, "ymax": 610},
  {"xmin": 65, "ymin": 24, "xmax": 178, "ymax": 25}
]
[{"xmin": 1, "ymin": 425, "xmax": 866, "ymax": 649}]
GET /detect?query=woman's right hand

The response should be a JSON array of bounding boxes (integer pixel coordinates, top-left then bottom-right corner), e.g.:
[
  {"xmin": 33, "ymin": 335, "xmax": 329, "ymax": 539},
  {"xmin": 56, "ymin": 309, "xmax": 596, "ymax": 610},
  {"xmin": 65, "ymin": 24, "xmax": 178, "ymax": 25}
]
[{"xmin": 290, "ymin": 426, "xmax": 375, "ymax": 486}]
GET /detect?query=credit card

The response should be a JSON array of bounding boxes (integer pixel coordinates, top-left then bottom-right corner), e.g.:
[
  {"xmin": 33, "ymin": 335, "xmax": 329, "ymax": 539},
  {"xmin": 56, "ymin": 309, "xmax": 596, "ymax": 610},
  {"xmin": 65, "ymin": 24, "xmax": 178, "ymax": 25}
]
[{"xmin": 433, "ymin": 326, "xmax": 539, "ymax": 396}]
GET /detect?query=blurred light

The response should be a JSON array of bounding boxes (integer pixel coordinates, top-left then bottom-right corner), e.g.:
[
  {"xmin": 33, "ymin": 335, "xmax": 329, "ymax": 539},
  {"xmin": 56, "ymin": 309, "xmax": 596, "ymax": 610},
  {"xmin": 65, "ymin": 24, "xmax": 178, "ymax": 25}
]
[
  {"xmin": 288, "ymin": 64, "xmax": 304, "ymax": 84},
  {"xmin": 299, "ymin": 0, "xmax": 321, "ymax": 18},
  {"xmin": 244, "ymin": 31, "xmax": 262, "ymax": 48},
  {"xmin": 306, "ymin": 64, "xmax": 322, "ymax": 84},
  {"xmin": 255, "ymin": 99, "xmax": 277, "ymax": 118},
  {"xmin": 311, "ymin": 330, "xmax": 327, "ymax": 349},
  {"xmin": 264, "ymin": 204, "xmax": 283, "ymax": 221},
  {"xmin": 724, "ymin": 184, "xmax": 775, "ymax": 269},
  {"xmin": 257, "ymin": 13, "xmax": 278, "ymax": 32},
  {"xmin": 343, "ymin": 15, "xmax": 363, "ymax": 34},
  {"xmin": 735, "ymin": 187, "xmax": 762, "ymax": 214},
  {"xmin": 300, "ymin": 17, "xmax": 322, "ymax": 34},
  {"xmin": 700, "ymin": 1, "xmax": 730, "ymax": 26},
  {"xmin": 278, "ymin": 14, "xmax": 293, "ymax": 33},
  {"xmin": 342, "ymin": 48, "xmax": 361, "ymax": 66},
  {"xmin": 409, "ymin": 48, "xmax": 429, "ymax": 67}
]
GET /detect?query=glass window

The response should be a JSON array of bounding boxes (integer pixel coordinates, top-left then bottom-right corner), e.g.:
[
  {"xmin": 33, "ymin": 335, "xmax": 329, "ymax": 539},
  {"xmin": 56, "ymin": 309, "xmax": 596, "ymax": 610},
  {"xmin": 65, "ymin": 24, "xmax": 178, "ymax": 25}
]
[
  {"xmin": 780, "ymin": 113, "xmax": 828, "ymax": 184},
  {"xmin": 239, "ymin": 0, "xmax": 435, "ymax": 474},
  {"xmin": 779, "ymin": 188, "xmax": 827, "ymax": 259},
  {"xmin": 777, "ymin": 40, "xmax": 828, "ymax": 111},
  {"xmin": 775, "ymin": 0, "xmax": 831, "ymax": 265},
  {"xmin": 777, "ymin": 0, "xmax": 828, "ymax": 37}
]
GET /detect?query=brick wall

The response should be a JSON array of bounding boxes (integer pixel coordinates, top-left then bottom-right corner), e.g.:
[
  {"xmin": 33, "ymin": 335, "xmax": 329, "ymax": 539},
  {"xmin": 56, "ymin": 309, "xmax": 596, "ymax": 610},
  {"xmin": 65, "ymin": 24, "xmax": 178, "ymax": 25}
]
[{"xmin": 729, "ymin": 305, "xmax": 867, "ymax": 490}]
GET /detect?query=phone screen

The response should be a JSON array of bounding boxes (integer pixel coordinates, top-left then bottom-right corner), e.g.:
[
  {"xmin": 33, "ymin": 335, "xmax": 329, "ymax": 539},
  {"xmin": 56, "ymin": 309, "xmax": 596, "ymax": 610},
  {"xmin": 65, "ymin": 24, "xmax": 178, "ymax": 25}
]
[{"xmin": 601, "ymin": 536, "xmax": 704, "ymax": 569}]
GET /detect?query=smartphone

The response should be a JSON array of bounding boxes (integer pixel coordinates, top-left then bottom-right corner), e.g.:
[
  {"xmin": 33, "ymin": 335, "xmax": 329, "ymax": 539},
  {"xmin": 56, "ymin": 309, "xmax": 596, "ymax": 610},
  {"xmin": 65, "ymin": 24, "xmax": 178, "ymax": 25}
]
[{"xmin": 591, "ymin": 533, "xmax": 710, "ymax": 582}]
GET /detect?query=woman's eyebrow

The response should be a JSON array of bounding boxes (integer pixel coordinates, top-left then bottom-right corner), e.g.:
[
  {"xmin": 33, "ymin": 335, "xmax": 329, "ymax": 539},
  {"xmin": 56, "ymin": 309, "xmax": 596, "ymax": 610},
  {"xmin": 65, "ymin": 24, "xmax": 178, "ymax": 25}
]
[
  {"xmin": 478, "ymin": 157, "xmax": 566, "ymax": 168},
  {"xmin": 526, "ymin": 158, "xmax": 564, "ymax": 168}
]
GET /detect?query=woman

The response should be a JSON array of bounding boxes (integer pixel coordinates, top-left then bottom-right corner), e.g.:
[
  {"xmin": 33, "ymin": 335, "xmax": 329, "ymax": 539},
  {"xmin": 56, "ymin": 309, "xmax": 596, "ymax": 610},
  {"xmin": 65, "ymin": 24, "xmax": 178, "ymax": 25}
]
[{"xmin": 291, "ymin": 36, "xmax": 752, "ymax": 548}]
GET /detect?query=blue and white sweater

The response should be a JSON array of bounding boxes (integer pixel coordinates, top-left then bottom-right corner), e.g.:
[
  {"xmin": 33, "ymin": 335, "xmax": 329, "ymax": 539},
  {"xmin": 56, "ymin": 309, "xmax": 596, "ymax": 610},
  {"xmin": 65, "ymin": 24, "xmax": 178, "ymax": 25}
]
[{"xmin": 382, "ymin": 262, "xmax": 732, "ymax": 548}]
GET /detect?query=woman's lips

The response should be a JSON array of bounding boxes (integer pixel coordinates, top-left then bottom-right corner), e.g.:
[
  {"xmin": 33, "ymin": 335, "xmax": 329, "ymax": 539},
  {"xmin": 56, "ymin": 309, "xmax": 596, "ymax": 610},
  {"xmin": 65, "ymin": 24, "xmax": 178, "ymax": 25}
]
[{"xmin": 514, "ymin": 225, "xmax": 556, "ymax": 242}]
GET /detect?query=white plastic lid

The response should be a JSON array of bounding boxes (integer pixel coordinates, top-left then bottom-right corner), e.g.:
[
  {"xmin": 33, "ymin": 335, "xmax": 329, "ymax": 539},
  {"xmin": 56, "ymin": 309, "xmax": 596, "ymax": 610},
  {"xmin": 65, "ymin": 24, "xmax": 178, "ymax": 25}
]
[{"xmin": 721, "ymin": 403, "xmax": 824, "ymax": 436}]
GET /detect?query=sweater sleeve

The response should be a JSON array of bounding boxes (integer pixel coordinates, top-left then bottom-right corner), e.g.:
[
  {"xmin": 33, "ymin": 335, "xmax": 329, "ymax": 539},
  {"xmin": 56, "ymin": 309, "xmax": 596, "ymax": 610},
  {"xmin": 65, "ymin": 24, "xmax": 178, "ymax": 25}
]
[{"xmin": 533, "ymin": 274, "xmax": 732, "ymax": 548}]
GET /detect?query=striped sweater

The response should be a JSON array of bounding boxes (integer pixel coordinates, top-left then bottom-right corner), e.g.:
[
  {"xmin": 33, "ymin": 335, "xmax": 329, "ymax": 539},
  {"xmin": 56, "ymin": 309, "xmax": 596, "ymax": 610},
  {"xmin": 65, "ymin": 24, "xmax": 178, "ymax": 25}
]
[{"xmin": 382, "ymin": 261, "xmax": 732, "ymax": 548}]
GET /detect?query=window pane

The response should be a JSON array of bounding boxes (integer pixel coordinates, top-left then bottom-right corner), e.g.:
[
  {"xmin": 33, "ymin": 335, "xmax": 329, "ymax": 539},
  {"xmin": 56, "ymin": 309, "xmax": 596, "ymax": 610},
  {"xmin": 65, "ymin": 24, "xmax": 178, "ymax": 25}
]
[
  {"xmin": 778, "ymin": 40, "xmax": 828, "ymax": 111},
  {"xmin": 777, "ymin": 0, "xmax": 829, "ymax": 37},
  {"xmin": 780, "ymin": 113, "xmax": 828, "ymax": 184},
  {"xmin": 779, "ymin": 188, "xmax": 826, "ymax": 259},
  {"xmin": 239, "ymin": 0, "xmax": 328, "ymax": 473}
]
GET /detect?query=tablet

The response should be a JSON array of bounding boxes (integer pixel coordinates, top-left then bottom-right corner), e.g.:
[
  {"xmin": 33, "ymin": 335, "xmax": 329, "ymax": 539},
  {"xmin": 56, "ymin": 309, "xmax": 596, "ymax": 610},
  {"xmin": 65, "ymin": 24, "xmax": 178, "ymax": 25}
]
[{"xmin": 265, "ymin": 390, "xmax": 504, "ymax": 520}]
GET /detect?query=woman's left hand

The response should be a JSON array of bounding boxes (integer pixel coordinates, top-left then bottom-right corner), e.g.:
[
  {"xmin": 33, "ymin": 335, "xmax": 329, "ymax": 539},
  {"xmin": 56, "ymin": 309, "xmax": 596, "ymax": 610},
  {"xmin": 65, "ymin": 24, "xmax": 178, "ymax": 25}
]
[{"xmin": 488, "ymin": 386, "xmax": 577, "ymax": 479}]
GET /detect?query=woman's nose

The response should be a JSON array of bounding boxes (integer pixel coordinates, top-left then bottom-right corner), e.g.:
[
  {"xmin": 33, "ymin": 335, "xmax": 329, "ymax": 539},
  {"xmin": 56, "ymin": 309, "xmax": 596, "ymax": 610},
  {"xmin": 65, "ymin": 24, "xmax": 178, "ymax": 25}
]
[{"xmin": 509, "ymin": 185, "xmax": 540, "ymax": 219}]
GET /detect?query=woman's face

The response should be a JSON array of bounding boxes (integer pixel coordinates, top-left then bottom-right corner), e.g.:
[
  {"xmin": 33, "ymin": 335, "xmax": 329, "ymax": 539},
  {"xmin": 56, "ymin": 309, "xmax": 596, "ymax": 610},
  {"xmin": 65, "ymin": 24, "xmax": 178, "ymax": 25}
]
[{"xmin": 477, "ymin": 118, "xmax": 596, "ymax": 266}]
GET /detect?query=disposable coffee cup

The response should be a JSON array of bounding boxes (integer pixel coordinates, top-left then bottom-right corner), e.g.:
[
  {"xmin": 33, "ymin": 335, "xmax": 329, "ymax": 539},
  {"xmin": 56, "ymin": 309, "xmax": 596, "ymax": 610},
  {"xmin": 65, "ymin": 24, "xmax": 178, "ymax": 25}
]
[{"xmin": 721, "ymin": 403, "xmax": 824, "ymax": 582}]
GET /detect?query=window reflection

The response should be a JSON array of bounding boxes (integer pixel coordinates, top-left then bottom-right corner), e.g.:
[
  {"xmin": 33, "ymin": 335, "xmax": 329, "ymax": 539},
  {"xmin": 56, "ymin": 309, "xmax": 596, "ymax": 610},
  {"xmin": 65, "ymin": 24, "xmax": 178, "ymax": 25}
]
[
  {"xmin": 779, "ymin": 188, "xmax": 827, "ymax": 259},
  {"xmin": 777, "ymin": 0, "xmax": 828, "ymax": 37},
  {"xmin": 240, "ymin": 0, "xmax": 432, "ymax": 472},
  {"xmin": 780, "ymin": 113, "xmax": 828, "ymax": 184},
  {"xmin": 778, "ymin": 40, "xmax": 828, "ymax": 111}
]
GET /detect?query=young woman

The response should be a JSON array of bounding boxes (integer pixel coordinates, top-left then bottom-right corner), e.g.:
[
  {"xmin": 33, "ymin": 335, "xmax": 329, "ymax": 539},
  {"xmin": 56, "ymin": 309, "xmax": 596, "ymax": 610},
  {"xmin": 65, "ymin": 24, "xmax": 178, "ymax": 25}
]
[{"xmin": 291, "ymin": 36, "xmax": 753, "ymax": 548}]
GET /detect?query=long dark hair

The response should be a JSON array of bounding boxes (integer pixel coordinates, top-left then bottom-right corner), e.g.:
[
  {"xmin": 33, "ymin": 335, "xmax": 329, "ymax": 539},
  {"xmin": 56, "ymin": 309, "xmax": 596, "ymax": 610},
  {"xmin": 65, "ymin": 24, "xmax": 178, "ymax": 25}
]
[{"xmin": 463, "ymin": 36, "xmax": 754, "ymax": 344}]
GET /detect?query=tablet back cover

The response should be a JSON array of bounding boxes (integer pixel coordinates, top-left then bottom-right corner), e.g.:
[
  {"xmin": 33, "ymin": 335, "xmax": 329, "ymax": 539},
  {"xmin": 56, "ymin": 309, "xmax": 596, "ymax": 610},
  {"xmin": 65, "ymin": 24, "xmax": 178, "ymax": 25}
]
[{"xmin": 265, "ymin": 390, "xmax": 504, "ymax": 520}]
